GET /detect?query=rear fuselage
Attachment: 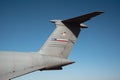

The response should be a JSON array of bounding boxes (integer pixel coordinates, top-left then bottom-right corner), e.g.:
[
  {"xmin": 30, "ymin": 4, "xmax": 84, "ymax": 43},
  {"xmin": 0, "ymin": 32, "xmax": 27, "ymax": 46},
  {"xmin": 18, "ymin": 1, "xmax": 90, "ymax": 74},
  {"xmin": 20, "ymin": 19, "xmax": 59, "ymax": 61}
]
[{"xmin": 0, "ymin": 51, "xmax": 73, "ymax": 80}]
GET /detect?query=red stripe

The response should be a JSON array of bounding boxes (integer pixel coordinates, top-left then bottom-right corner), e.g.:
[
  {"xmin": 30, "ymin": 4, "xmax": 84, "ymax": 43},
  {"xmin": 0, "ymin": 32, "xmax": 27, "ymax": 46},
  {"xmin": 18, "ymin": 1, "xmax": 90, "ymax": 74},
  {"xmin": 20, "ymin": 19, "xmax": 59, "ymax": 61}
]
[{"xmin": 56, "ymin": 40, "xmax": 68, "ymax": 42}]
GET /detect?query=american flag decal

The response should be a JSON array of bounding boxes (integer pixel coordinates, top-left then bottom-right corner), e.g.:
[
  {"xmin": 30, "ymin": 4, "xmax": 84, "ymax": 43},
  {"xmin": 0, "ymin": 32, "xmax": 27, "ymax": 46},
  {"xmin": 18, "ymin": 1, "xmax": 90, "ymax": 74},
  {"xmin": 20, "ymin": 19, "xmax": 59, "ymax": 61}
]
[{"xmin": 51, "ymin": 38, "xmax": 68, "ymax": 42}]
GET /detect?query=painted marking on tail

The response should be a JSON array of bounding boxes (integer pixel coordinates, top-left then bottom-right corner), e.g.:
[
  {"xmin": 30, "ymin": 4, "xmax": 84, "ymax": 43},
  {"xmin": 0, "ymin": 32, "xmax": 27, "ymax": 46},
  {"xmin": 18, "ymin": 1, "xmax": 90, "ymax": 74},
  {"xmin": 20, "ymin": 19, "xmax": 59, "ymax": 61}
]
[
  {"xmin": 61, "ymin": 32, "xmax": 67, "ymax": 36},
  {"xmin": 51, "ymin": 38, "xmax": 68, "ymax": 42}
]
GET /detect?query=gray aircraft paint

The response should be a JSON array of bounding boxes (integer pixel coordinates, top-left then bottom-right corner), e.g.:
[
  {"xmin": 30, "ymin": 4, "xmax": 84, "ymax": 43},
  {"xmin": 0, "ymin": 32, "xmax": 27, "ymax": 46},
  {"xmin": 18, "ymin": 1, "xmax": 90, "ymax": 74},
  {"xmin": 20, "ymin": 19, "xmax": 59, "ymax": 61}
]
[
  {"xmin": 39, "ymin": 20, "xmax": 77, "ymax": 58},
  {"xmin": 0, "ymin": 12, "xmax": 103, "ymax": 80}
]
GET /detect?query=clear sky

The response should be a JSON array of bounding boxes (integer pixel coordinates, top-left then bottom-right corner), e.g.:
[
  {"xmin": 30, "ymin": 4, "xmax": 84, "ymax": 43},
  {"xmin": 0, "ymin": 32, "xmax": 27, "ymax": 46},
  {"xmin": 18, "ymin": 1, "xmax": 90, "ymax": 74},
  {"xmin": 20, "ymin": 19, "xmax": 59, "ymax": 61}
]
[{"xmin": 0, "ymin": 0, "xmax": 120, "ymax": 80}]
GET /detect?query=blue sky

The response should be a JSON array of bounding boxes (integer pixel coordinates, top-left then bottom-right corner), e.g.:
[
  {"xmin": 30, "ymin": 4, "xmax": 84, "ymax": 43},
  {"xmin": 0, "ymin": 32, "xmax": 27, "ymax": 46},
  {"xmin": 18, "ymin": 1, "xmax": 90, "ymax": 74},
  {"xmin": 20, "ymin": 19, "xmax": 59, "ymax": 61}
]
[{"xmin": 0, "ymin": 0, "xmax": 120, "ymax": 80}]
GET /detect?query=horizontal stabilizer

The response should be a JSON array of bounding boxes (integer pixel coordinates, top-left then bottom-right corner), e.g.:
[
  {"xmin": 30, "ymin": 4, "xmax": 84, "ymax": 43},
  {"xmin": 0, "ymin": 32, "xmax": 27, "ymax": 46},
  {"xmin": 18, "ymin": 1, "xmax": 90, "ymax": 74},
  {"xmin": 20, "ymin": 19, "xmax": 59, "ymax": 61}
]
[{"xmin": 62, "ymin": 11, "xmax": 103, "ymax": 24}]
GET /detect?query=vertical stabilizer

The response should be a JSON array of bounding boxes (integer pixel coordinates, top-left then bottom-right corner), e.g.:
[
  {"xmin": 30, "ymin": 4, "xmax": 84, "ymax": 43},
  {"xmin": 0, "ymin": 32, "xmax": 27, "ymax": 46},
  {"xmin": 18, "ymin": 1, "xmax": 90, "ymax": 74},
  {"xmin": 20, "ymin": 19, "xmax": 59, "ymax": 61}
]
[
  {"xmin": 39, "ymin": 12, "xmax": 103, "ymax": 58},
  {"xmin": 39, "ymin": 20, "xmax": 77, "ymax": 58}
]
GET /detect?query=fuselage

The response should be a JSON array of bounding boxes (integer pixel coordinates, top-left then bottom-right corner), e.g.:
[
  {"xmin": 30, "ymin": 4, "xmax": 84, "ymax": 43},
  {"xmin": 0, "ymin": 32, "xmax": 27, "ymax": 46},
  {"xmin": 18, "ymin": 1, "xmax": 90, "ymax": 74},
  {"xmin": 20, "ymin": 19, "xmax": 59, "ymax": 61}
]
[
  {"xmin": 0, "ymin": 51, "xmax": 43, "ymax": 80},
  {"xmin": 0, "ymin": 51, "xmax": 73, "ymax": 80}
]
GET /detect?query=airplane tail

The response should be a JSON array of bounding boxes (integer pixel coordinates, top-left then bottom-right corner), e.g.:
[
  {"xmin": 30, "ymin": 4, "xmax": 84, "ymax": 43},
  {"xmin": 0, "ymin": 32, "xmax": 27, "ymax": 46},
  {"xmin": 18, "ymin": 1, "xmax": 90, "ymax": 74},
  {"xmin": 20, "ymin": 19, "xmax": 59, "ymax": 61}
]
[{"xmin": 39, "ymin": 12, "xmax": 103, "ymax": 58}]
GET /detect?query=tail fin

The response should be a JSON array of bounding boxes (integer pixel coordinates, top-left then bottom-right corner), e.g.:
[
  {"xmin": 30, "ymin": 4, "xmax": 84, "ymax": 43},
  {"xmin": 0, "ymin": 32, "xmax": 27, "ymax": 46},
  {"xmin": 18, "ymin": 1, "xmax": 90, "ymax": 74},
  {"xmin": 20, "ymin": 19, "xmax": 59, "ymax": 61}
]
[{"xmin": 39, "ymin": 11, "xmax": 103, "ymax": 58}]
